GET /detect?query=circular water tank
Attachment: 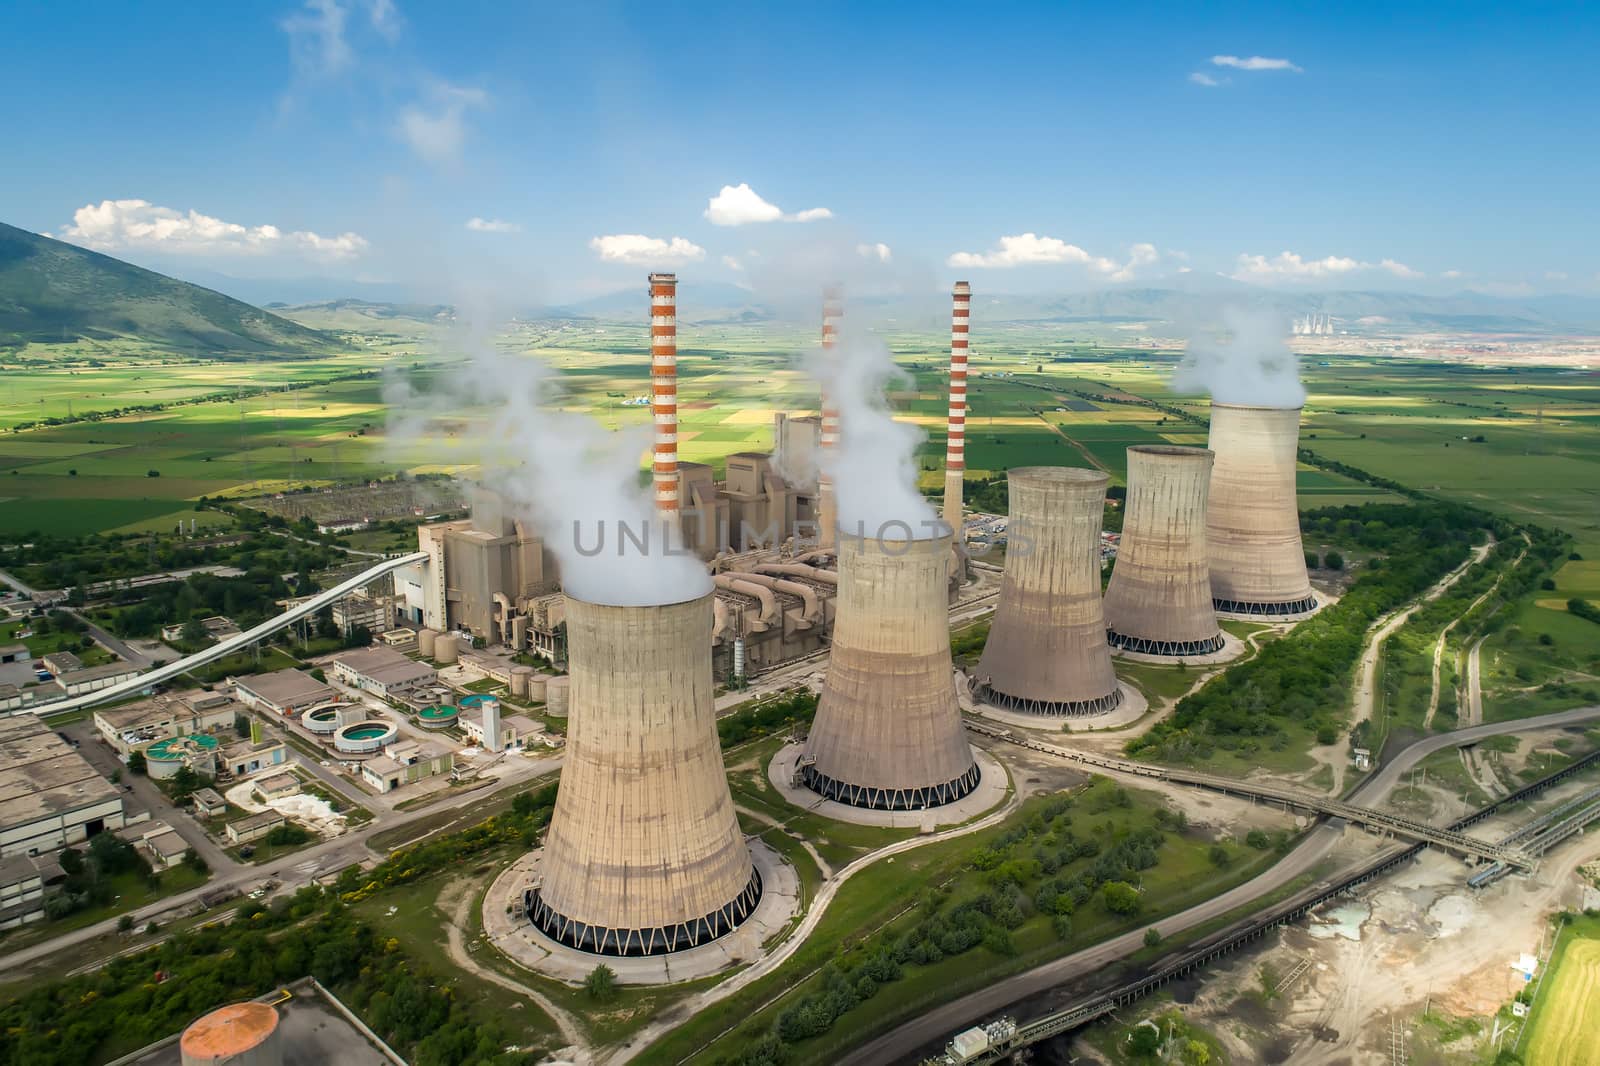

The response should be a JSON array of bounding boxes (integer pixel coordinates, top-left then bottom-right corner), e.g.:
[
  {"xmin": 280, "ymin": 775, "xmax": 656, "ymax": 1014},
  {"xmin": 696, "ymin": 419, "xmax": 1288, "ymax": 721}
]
[
  {"xmin": 545, "ymin": 675, "xmax": 570, "ymax": 717},
  {"xmin": 334, "ymin": 720, "xmax": 399, "ymax": 754},
  {"xmin": 525, "ymin": 673, "xmax": 547, "ymax": 703},
  {"xmin": 434, "ymin": 633, "xmax": 459, "ymax": 664},
  {"xmin": 417, "ymin": 628, "xmax": 437, "ymax": 657},
  {"xmin": 509, "ymin": 666, "xmax": 534, "ymax": 698},
  {"xmin": 181, "ymin": 1001, "xmax": 282, "ymax": 1066}
]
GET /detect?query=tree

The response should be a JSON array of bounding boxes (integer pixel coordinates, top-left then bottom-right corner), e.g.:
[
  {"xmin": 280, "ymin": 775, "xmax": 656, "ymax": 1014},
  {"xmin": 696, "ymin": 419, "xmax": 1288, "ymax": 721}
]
[
  {"xmin": 146, "ymin": 469, "xmax": 161, "ymax": 478},
  {"xmin": 1102, "ymin": 881, "xmax": 1140, "ymax": 916},
  {"xmin": 1305, "ymin": 551, "xmax": 1320, "ymax": 569},
  {"xmin": 1143, "ymin": 927, "xmax": 1162, "ymax": 948},
  {"xmin": 584, "ymin": 964, "xmax": 618, "ymax": 1002},
  {"xmin": 1324, "ymin": 550, "xmax": 1345, "ymax": 571},
  {"xmin": 1208, "ymin": 844, "xmax": 1232, "ymax": 869},
  {"xmin": 127, "ymin": 749, "xmax": 148, "ymax": 776},
  {"xmin": 1245, "ymin": 829, "xmax": 1270, "ymax": 850},
  {"xmin": 117, "ymin": 914, "xmax": 134, "ymax": 932},
  {"xmin": 180, "ymin": 617, "xmax": 209, "ymax": 646},
  {"xmin": 183, "ymin": 849, "xmax": 209, "ymax": 875},
  {"xmin": 235, "ymin": 714, "xmax": 251, "ymax": 737},
  {"xmin": 171, "ymin": 765, "xmax": 201, "ymax": 800}
]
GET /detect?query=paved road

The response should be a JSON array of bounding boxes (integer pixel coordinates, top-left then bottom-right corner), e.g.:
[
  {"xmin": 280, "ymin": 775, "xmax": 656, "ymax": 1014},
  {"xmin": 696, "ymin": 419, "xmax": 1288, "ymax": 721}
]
[
  {"xmin": 0, "ymin": 566, "xmax": 150, "ymax": 668},
  {"xmin": 838, "ymin": 702, "xmax": 1600, "ymax": 1066},
  {"xmin": 0, "ymin": 751, "xmax": 562, "ymax": 976}
]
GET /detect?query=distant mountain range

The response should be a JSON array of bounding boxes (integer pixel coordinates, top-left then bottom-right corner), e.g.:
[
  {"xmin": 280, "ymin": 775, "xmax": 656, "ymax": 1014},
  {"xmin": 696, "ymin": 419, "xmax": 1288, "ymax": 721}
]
[{"xmin": 0, "ymin": 223, "xmax": 341, "ymax": 356}]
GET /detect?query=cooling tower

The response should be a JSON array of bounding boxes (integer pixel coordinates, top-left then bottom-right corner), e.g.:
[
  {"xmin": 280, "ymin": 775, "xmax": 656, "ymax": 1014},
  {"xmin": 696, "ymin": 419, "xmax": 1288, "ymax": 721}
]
[
  {"xmin": 180, "ymin": 1002, "xmax": 282, "ymax": 1066},
  {"xmin": 529, "ymin": 592, "xmax": 760, "ymax": 955},
  {"xmin": 802, "ymin": 532, "xmax": 978, "ymax": 809},
  {"xmin": 942, "ymin": 282, "xmax": 971, "ymax": 544},
  {"xmin": 974, "ymin": 467, "xmax": 1120, "ymax": 715},
  {"xmin": 649, "ymin": 273, "xmax": 679, "ymax": 514},
  {"xmin": 1206, "ymin": 403, "xmax": 1317, "ymax": 616},
  {"xmin": 1104, "ymin": 446, "xmax": 1225, "ymax": 656}
]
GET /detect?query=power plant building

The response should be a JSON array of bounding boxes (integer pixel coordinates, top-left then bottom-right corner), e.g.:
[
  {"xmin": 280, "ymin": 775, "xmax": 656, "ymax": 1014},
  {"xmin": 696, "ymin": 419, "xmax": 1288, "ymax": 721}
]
[
  {"xmin": 974, "ymin": 467, "xmax": 1120, "ymax": 714},
  {"xmin": 1104, "ymin": 446, "xmax": 1225, "ymax": 656},
  {"xmin": 527, "ymin": 592, "xmax": 760, "ymax": 955},
  {"xmin": 1205, "ymin": 403, "xmax": 1318, "ymax": 616},
  {"xmin": 801, "ymin": 532, "xmax": 978, "ymax": 809}
]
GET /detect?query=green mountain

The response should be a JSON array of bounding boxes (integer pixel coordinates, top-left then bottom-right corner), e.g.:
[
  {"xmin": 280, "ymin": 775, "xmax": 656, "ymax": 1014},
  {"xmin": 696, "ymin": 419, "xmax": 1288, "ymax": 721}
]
[{"xmin": 0, "ymin": 222, "xmax": 343, "ymax": 357}]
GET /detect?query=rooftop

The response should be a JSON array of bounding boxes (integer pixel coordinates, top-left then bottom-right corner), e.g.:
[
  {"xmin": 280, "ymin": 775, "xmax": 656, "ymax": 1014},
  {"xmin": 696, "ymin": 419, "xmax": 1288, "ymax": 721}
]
[
  {"xmin": 332, "ymin": 646, "xmax": 435, "ymax": 687},
  {"xmin": 236, "ymin": 669, "xmax": 334, "ymax": 708},
  {"xmin": 232, "ymin": 810, "xmax": 284, "ymax": 833},
  {"xmin": 255, "ymin": 773, "xmax": 298, "ymax": 793},
  {"xmin": 59, "ymin": 661, "xmax": 140, "ymax": 684},
  {"xmin": 0, "ymin": 716, "xmax": 121, "ymax": 830}
]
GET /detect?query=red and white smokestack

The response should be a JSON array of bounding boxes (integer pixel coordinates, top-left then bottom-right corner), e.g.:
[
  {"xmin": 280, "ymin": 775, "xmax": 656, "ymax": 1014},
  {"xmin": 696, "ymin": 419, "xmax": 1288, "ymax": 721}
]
[
  {"xmin": 649, "ymin": 272, "xmax": 679, "ymax": 514},
  {"xmin": 943, "ymin": 281, "xmax": 971, "ymax": 539},
  {"xmin": 817, "ymin": 286, "xmax": 843, "ymax": 549}
]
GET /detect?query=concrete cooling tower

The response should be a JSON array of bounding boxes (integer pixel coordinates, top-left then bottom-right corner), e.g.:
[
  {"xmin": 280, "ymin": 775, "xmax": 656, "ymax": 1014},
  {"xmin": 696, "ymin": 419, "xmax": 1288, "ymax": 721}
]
[
  {"xmin": 801, "ymin": 532, "xmax": 978, "ymax": 808},
  {"xmin": 180, "ymin": 1002, "xmax": 282, "ymax": 1066},
  {"xmin": 974, "ymin": 467, "xmax": 1120, "ymax": 715},
  {"xmin": 1206, "ymin": 403, "xmax": 1318, "ymax": 616},
  {"xmin": 528, "ymin": 592, "xmax": 761, "ymax": 955},
  {"xmin": 1104, "ymin": 446, "xmax": 1225, "ymax": 656}
]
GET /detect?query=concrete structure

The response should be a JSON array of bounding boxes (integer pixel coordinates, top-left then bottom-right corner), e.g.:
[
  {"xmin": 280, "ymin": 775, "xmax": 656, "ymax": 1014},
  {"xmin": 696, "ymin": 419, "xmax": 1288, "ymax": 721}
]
[
  {"xmin": 121, "ymin": 820, "xmax": 189, "ymax": 869},
  {"xmin": 160, "ymin": 616, "xmax": 241, "ymax": 643},
  {"xmin": 0, "ymin": 716, "xmax": 125, "ymax": 857},
  {"xmin": 94, "ymin": 692, "xmax": 238, "ymax": 755},
  {"xmin": 379, "ymin": 626, "xmax": 418, "ymax": 654},
  {"xmin": 943, "ymin": 281, "xmax": 971, "ymax": 561},
  {"xmin": 333, "ymin": 720, "xmax": 398, "ymax": 755},
  {"xmin": 1206, "ymin": 403, "xmax": 1318, "ymax": 616},
  {"xmin": 650, "ymin": 272, "xmax": 680, "ymax": 514},
  {"xmin": 416, "ymin": 627, "xmax": 437, "ymax": 658},
  {"xmin": 359, "ymin": 743, "xmax": 453, "ymax": 793},
  {"xmin": 709, "ymin": 558, "xmax": 837, "ymax": 679},
  {"xmin": 433, "ymin": 633, "xmax": 460, "ymax": 664},
  {"xmin": 41, "ymin": 650, "xmax": 83, "ymax": 675},
  {"xmin": 234, "ymin": 670, "xmax": 335, "ymax": 716},
  {"xmin": 253, "ymin": 773, "xmax": 299, "ymax": 802},
  {"xmin": 225, "ymin": 810, "xmax": 285, "ymax": 846},
  {"xmin": 180, "ymin": 1001, "xmax": 282, "ymax": 1066},
  {"xmin": 802, "ymin": 532, "xmax": 978, "ymax": 809},
  {"xmin": 462, "ymin": 706, "xmax": 540, "ymax": 750},
  {"xmin": 0, "ymin": 853, "xmax": 55, "ymax": 928},
  {"xmin": 331, "ymin": 583, "xmax": 395, "ymax": 636},
  {"xmin": 1104, "ymin": 446, "xmax": 1226, "ymax": 656},
  {"xmin": 192, "ymin": 787, "xmax": 227, "ymax": 818},
  {"xmin": 328, "ymin": 645, "xmax": 435, "ymax": 699},
  {"xmin": 217, "ymin": 738, "xmax": 288, "ymax": 778},
  {"xmin": 974, "ymin": 467, "xmax": 1120, "ymax": 715},
  {"xmin": 509, "ymin": 665, "xmax": 535, "ymax": 698},
  {"xmin": 0, "ymin": 684, "xmax": 30, "ymax": 712},
  {"xmin": 55, "ymin": 661, "xmax": 140, "ymax": 696},
  {"xmin": 816, "ymin": 287, "xmax": 842, "ymax": 550},
  {"xmin": 528, "ymin": 592, "xmax": 760, "ymax": 956},
  {"xmin": 544, "ymin": 674, "xmax": 570, "ymax": 716},
  {"xmin": 677, "ymin": 449, "xmax": 818, "ymax": 557},
  {"xmin": 416, "ymin": 703, "xmax": 458, "ymax": 730},
  {"xmin": 145, "ymin": 734, "xmax": 221, "ymax": 780}
]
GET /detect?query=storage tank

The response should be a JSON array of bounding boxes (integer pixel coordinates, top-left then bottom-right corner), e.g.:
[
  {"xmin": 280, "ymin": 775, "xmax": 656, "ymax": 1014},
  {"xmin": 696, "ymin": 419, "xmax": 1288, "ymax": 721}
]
[
  {"xmin": 180, "ymin": 1001, "xmax": 282, "ymax": 1066},
  {"xmin": 544, "ymin": 675, "xmax": 569, "ymax": 716},
  {"xmin": 525, "ymin": 672, "xmax": 548, "ymax": 703},
  {"xmin": 529, "ymin": 592, "xmax": 760, "ymax": 955},
  {"xmin": 974, "ymin": 467, "xmax": 1120, "ymax": 714},
  {"xmin": 509, "ymin": 665, "xmax": 534, "ymax": 698},
  {"xmin": 417, "ymin": 627, "xmax": 437, "ymax": 658},
  {"xmin": 1104, "ymin": 446, "xmax": 1225, "ymax": 656},
  {"xmin": 434, "ymin": 633, "xmax": 460, "ymax": 664},
  {"xmin": 802, "ymin": 532, "xmax": 978, "ymax": 808},
  {"xmin": 1206, "ymin": 403, "xmax": 1318, "ymax": 616}
]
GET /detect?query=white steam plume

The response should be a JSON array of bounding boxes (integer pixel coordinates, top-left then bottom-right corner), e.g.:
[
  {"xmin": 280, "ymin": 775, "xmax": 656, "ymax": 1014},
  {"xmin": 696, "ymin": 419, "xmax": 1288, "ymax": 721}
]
[
  {"xmin": 807, "ymin": 320, "xmax": 940, "ymax": 541},
  {"xmin": 384, "ymin": 329, "xmax": 709, "ymax": 608},
  {"xmin": 1172, "ymin": 307, "xmax": 1306, "ymax": 408}
]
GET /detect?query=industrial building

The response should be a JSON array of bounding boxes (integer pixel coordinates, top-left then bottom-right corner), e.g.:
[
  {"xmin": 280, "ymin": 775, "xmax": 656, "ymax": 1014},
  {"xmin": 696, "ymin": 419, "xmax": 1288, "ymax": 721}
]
[
  {"xmin": 191, "ymin": 787, "xmax": 227, "ymax": 818},
  {"xmin": 180, "ymin": 1001, "xmax": 283, "ymax": 1066},
  {"xmin": 226, "ymin": 810, "xmax": 286, "ymax": 845},
  {"xmin": 159, "ymin": 616, "xmax": 241, "ymax": 643},
  {"xmin": 53, "ymin": 660, "xmax": 140, "ymax": 696},
  {"xmin": 0, "ymin": 853, "xmax": 58, "ymax": 928},
  {"xmin": 331, "ymin": 583, "xmax": 396, "ymax": 636},
  {"xmin": 234, "ymin": 669, "xmax": 336, "ymax": 716},
  {"xmin": 1206, "ymin": 402, "xmax": 1318, "ymax": 616},
  {"xmin": 328, "ymin": 645, "xmax": 436, "ymax": 699},
  {"xmin": 359, "ymin": 742, "xmax": 454, "ymax": 793},
  {"xmin": 460, "ymin": 702, "xmax": 541, "ymax": 751},
  {"xmin": 119, "ymin": 820, "xmax": 189, "ymax": 870},
  {"xmin": 0, "ymin": 716, "xmax": 125, "ymax": 857},
  {"xmin": 1104, "ymin": 445, "xmax": 1226, "ymax": 656},
  {"xmin": 802, "ymin": 532, "xmax": 978, "ymax": 809},
  {"xmin": 93, "ymin": 691, "xmax": 239, "ymax": 755},
  {"xmin": 528, "ymin": 591, "xmax": 760, "ymax": 956},
  {"xmin": 974, "ymin": 467, "xmax": 1121, "ymax": 715}
]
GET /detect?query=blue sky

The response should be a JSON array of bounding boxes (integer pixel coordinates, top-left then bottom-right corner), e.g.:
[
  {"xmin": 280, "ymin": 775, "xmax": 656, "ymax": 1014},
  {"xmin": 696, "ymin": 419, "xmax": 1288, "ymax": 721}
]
[{"xmin": 1, "ymin": 1, "xmax": 1595, "ymax": 303}]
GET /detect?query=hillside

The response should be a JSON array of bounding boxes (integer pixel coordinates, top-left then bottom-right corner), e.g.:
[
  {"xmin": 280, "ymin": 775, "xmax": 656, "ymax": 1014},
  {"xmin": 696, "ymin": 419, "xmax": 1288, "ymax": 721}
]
[{"xmin": 0, "ymin": 222, "xmax": 343, "ymax": 357}]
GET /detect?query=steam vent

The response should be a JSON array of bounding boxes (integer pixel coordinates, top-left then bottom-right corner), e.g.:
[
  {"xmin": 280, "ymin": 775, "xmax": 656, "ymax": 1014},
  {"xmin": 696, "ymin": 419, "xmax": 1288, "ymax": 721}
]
[
  {"xmin": 1206, "ymin": 403, "xmax": 1318, "ymax": 616},
  {"xmin": 802, "ymin": 531, "xmax": 979, "ymax": 808},
  {"xmin": 528, "ymin": 592, "xmax": 761, "ymax": 955},
  {"xmin": 1104, "ymin": 446, "xmax": 1226, "ymax": 656},
  {"xmin": 975, "ymin": 467, "xmax": 1121, "ymax": 714},
  {"xmin": 180, "ymin": 1001, "xmax": 282, "ymax": 1066}
]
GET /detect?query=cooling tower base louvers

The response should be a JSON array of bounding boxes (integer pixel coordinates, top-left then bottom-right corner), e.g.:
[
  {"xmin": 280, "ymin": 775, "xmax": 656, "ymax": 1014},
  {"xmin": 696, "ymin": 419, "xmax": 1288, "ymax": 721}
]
[
  {"xmin": 801, "ymin": 762, "xmax": 981, "ymax": 811},
  {"xmin": 1212, "ymin": 594, "xmax": 1318, "ymax": 617},
  {"xmin": 973, "ymin": 682, "xmax": 1124, "ymax": 718},
  {"xmin": 525, "ymin": 868, "xmax": 764, "ymax": 957},
  {"xmin": 1106, "ymin": 630, "xmax": 1227, "ymax": 657}
]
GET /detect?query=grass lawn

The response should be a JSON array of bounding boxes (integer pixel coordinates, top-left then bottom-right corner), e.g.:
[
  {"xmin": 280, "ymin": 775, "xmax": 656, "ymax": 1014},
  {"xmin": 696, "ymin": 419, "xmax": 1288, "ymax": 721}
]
[{"xmin": 1523, "ymin": 913, "xmax": 1600, "ymax": 1066}]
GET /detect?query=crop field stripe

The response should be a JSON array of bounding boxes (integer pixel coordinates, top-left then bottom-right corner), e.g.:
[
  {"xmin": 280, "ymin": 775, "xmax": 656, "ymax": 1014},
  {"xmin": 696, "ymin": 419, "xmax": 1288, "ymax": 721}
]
[{"xmin": 1526, "ymin": 935, "xmax": 1600, "ymax": 1066}]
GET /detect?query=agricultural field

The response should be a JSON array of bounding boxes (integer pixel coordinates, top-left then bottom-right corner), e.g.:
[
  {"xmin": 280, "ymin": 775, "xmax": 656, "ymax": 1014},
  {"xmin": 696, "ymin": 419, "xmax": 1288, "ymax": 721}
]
[{"xmin": 1524, "ymin": 914, "xmax": 1600, "ymax": 1066}]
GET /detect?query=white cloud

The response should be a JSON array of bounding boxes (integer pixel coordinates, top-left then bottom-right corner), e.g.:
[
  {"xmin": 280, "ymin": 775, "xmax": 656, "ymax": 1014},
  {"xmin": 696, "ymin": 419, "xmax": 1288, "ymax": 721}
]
[
  {"xmin": 1545, "ymin": 270, "xmax": 1570, "ymax": 282},
  {"xmin": 721, "ymin": 255, "xmax": 743, "ymax": 271},
  {"xmin": 856, "ymin": 242, "xmax": 892, "ymax": 263},
  {"xmin": 465, "ymin": 217, "xmax": 519, "ymax": 233},
  {"xmin": 60, "ymin": 199, "xmax": 367, "ymax": 260},
  {"xmin": 1442, "ymin": 269, "xmax": 1464, "ymax": 279},
  {"xmin": 947, "ymin": 233, "xmax": 1162, "ymax": 280},
  {"xmin": 281, "ymin": 0, "xmax": 352, "ymax": 79},
  {"xmin": 1233, "ymin": 250, "xmax": 1423, "ymax": 283},
  {"xmin": 397, "ymin": 81, "xmax": 488, "ymax": 164},
  {"xmin": 1110, "ymin": 242, "xmax": 1160, "ymax": 282},
  {"xmin": 704, "ymin": 183, "xmax": 832, "ymax": 226},
  {"xmin": 1211, "ymin": 54, "xmax": 1302, "ymax": 72},
  {"xmin": 589, "ymin": 234, "xmax": 706, "ymax": 266},
  {"xmin": 1189, "ymin": 72, "xmax": 1225, "ymax": 87},
  {"xmin": 367, "ymin": 0, "xmax": 402, "ymax": 41}
]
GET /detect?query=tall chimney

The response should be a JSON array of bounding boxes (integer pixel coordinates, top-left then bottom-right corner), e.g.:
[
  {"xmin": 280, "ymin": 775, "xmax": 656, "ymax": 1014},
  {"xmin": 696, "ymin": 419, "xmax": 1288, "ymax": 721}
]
[
  {"xmin": 942, "ymin": 282, "xmax": 971, "ymax": 546},
  {"xmin": 649, "ymin": 273, "xmax": 679, "ymax": 514},
  {"xmin": 816, "ymin": 286, "xmax": 843, "ymax": 549}
]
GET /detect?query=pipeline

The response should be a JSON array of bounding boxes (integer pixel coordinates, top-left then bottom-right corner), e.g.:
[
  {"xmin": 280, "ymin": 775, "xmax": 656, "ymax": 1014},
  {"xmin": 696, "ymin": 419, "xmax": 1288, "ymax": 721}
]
[
  {"xmin": 726, "ymin": 570, "xmax": 822, "ymax": 625},
  {"xmin": 713, "ymin": 574, "xmax": 777, "ymax": 632}
]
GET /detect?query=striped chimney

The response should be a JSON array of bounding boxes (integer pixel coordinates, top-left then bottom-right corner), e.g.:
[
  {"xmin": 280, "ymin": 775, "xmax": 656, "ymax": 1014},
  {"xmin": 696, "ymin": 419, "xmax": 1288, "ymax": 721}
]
[
  {"xmin": 943, "ymin": 281, "xmax": 971, "ymax": 539},
  {"xmin": 649, "ymin": 273, "xmax": 679, "ymax": 514},
  {"xmin": 817, "ymin": 286, "xmax": 843, "ymax": 549}
]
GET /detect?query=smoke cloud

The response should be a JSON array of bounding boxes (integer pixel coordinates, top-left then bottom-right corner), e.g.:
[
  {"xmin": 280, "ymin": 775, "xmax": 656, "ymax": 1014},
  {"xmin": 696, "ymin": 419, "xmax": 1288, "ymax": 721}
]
[
  {"xmin": 1172, "ymin": 307, "xmax": 1306, "ymax": 408},
  {"xmin": 806, "ymin": 320, "xmax": 941, "ymax": 540},
  {"xmin": 383, "ymin": 321, "xmax": 710, "ymax": 608}
]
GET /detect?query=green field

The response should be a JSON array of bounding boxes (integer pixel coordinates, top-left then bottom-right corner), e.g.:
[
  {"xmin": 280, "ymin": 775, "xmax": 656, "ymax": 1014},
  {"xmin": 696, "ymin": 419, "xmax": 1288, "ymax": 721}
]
[{"xmin": 1524, "ymin": 914, "xmax": 1600, "ymax": 1066}]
